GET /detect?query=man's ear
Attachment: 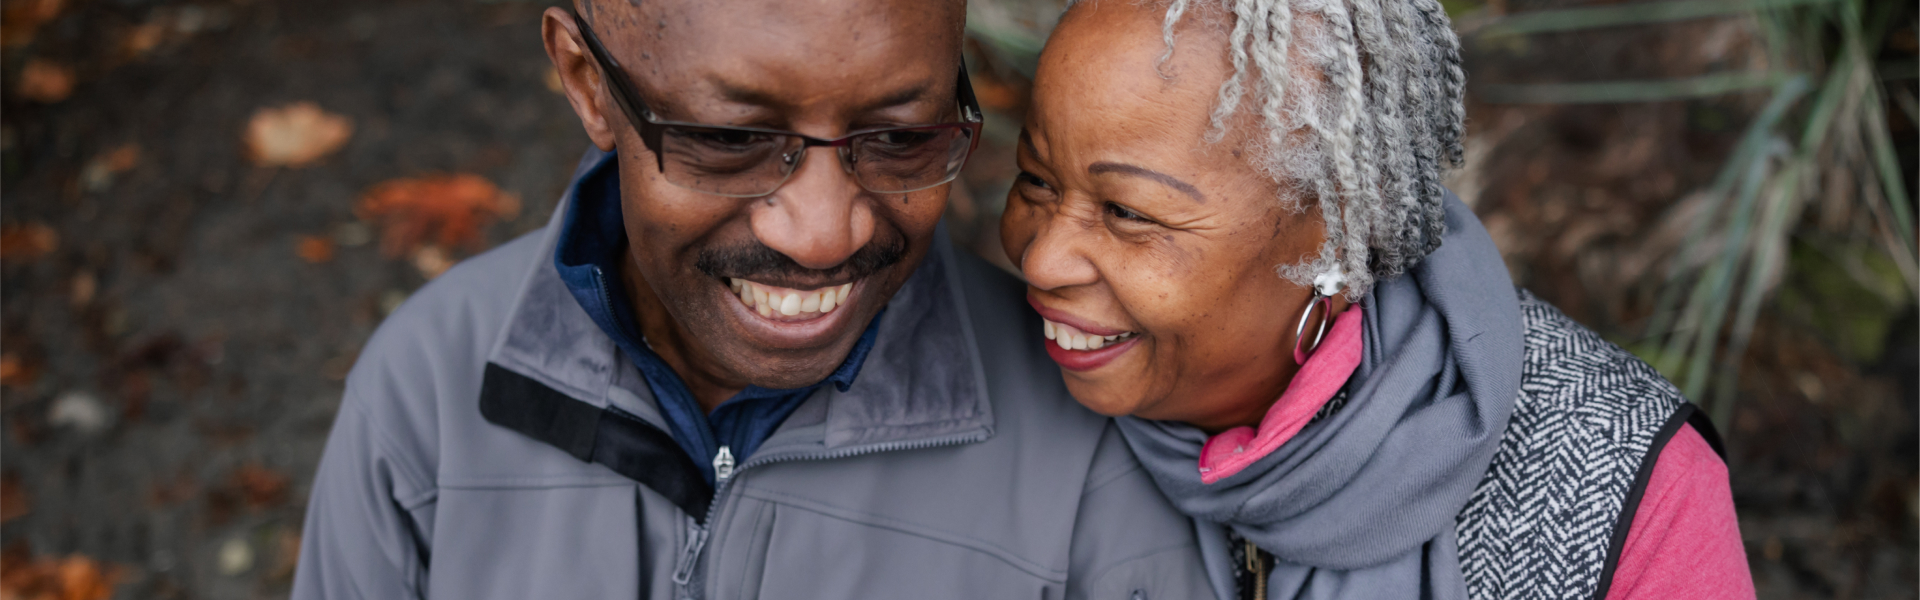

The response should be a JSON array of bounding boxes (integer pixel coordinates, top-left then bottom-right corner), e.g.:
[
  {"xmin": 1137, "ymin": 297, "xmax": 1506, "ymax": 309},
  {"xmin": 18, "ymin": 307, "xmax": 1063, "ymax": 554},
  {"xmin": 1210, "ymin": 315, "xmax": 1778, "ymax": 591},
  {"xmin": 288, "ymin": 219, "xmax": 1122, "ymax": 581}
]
[{"xmin": 542, "ymin": 7, "xmax": 619, "ymax": 151}]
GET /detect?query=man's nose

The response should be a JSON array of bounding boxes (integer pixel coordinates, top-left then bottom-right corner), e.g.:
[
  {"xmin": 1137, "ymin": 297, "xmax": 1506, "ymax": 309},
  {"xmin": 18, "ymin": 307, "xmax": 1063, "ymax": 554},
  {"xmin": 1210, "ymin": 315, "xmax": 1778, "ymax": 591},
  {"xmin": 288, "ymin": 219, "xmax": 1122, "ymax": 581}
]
[{"xmin": 749, "ymin": 147, "xmax": 876, "ymax": 271}]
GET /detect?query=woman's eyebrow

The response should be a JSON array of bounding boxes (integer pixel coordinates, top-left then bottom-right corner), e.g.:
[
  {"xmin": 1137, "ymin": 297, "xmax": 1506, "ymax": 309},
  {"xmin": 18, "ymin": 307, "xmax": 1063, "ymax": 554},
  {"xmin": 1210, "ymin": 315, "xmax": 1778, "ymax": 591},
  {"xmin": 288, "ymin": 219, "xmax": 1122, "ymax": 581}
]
[{"xmin": 1088, "ymin": 161, "xmax": 1206, "ymax": 203}]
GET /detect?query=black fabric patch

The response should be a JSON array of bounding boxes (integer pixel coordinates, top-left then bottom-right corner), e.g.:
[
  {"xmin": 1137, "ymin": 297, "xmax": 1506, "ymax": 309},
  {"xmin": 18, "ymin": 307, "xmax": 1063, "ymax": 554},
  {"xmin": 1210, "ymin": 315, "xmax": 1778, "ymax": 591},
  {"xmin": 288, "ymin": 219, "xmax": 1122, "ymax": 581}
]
[{"xmin": 479, "ymin": 363, "xmax": 715, "ymax": 522}]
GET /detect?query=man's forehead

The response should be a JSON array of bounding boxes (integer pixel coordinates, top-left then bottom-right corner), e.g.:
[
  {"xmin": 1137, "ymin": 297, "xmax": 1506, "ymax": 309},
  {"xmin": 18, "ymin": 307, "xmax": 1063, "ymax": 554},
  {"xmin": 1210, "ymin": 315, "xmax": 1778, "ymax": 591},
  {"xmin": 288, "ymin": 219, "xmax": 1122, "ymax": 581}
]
[
  {"xmin": 588, "ymin": 0, "xmax": 963, "ymax": 117},
  {"xmin": 588, "ymin": 0, "xmax": 962, "ymax": 58}
]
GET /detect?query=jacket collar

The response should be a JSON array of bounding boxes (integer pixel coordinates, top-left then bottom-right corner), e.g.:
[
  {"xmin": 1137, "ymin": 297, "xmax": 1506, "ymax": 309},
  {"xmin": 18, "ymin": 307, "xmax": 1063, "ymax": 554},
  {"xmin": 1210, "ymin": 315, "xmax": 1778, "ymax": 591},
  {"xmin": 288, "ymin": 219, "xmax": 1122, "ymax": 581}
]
[{"xmin": 483, "ymin": 148, "xmax": 992, "ymax": 451}]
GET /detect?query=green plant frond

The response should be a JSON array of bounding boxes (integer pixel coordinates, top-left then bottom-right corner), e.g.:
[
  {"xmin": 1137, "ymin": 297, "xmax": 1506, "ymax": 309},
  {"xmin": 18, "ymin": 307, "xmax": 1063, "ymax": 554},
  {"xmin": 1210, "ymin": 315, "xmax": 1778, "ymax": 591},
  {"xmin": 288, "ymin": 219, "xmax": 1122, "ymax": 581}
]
[
  {"xmin": 1475, "ymin": 0, "xmax": 1836, "ymax": 37},
  {"xmin": 1475, "ymin": 72, "xmax": 1797, "ymax": 104}
]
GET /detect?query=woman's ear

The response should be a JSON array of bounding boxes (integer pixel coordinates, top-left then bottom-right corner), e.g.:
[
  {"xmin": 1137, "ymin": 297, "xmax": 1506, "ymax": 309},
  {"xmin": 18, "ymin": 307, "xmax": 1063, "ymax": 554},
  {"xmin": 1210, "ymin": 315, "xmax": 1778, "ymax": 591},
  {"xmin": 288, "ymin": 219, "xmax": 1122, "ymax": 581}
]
[{"xmin": 541, "ymin": 7, "xmax": 619, "ymax": 151}]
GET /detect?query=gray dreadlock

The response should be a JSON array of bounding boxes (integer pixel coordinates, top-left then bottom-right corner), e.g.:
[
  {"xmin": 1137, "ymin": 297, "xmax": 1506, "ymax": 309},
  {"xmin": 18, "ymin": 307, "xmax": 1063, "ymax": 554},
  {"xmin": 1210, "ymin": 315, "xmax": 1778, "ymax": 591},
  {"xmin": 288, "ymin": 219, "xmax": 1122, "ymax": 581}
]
[{"xmin": 1133, "ymin": 0, "xmax": 1466, "ymax": 299}]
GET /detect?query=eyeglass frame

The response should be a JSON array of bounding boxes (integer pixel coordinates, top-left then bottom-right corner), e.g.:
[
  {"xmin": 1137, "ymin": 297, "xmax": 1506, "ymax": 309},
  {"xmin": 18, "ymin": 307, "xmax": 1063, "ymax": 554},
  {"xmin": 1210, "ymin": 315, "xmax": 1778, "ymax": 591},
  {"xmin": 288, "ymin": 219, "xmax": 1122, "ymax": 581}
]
[{"xmin": 568, "ymin": 9, "xmax": 986, "ymax": 198}]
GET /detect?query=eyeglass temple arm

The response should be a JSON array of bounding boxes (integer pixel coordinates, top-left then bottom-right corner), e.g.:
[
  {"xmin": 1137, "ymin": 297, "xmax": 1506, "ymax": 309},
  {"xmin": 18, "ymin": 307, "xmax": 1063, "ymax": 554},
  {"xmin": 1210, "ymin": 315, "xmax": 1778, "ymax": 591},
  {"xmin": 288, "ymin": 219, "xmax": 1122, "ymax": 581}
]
[{"xmin": 569, "ymin": 10, "xmax": 670, "ymax": 169}]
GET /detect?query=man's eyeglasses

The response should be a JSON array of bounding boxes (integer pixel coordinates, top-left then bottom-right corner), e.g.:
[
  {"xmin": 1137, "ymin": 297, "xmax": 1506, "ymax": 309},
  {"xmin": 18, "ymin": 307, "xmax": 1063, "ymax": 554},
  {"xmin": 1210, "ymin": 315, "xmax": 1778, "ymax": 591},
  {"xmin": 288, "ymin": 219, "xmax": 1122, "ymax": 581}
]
[{"xmin": 570, "ymin": 12, "xmax": 984, "ymax": 198}]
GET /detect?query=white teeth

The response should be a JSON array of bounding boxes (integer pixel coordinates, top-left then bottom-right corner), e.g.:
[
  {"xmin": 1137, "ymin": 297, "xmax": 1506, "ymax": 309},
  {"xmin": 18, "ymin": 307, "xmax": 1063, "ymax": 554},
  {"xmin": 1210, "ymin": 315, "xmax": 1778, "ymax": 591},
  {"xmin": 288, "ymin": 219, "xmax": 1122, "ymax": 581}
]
[
  {"xmin": 731, "ymin": 279, "xmax": 854, "ymax": 318},
  {"xmin": 1041, "ymin": 318, "xmax": 1135, "ymax": 351}
]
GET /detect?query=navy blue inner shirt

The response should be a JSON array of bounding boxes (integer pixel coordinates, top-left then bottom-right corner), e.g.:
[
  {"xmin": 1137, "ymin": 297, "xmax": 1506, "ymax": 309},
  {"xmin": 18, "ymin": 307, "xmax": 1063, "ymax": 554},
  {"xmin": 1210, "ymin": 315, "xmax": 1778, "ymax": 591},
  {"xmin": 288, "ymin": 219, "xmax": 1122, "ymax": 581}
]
[{"xmin": 552, "ymin": 150, "xmax": 882, "ymax": 485}]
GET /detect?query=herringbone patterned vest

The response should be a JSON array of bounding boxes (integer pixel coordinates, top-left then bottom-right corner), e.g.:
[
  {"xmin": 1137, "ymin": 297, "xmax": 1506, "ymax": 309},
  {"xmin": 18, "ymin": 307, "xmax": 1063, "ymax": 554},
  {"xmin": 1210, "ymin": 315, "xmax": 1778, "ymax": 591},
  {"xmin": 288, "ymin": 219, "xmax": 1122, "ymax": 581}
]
[{"xmin": 1453, "ymin": 290, "xmax": 1720, "ymax": 600}]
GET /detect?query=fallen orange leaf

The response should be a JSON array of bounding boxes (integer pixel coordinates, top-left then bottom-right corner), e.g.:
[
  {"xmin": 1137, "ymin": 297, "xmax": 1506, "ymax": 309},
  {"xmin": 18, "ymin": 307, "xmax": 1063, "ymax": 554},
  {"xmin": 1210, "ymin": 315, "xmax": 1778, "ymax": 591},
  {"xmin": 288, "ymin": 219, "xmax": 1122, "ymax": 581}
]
[
  {"xmin": 1, "ymin": 0, "xmax": 65, "ymax": 48},
  {"xmin": 295, "ymin": 235, "xmax": 334, "ymax": 264},
  {"xmin": 16, "ymin": 59, "xmax": 73, "ymax": 103},
  {"xmin": 0, "ymin": 472, "xmax": 27, "ymax": 523},
  {"xmin": 243, "ymin": 102, "xmax": 353, "ymax": 168},
  {"xmin": 355, "ymin": 173, "xmax": 520, "ymax": 257},
  {"xmin": 0, "ymin": 353, "xmax": 36, "ymax": 388},
  {"xmin": 0, "ymin": 223, "xmax": 58, "ymax": 263},
  {"xmin": 230, "ymin": 463, "xmax": 288, "ymax": 511},
  {"xmin": 0, "ymin": 546, "xmax": 121, "ymax": 600},
  {"xmin": 119, "ymin": 22, "xmax": 165, "ymax": 58}
]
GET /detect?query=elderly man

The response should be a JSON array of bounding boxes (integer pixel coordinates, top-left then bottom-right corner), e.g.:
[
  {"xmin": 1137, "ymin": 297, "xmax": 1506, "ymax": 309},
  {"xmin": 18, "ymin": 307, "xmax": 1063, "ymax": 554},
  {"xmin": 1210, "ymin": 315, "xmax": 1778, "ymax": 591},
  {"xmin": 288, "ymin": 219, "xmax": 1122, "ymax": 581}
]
[{"xmin": 290, "ymin": 1, "xmax": 1209, "ymax": 598}]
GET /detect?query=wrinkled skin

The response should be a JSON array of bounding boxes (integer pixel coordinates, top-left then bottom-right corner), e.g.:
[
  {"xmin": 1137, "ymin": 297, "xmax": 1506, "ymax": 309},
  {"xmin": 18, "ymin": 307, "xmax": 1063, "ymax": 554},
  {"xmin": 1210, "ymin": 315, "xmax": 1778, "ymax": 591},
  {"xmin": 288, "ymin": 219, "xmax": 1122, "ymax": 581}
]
[
  {"xmin": 542, "ymin": 0, "xmax": 965, "ymax": 410},
  {"xmin": 1000, "ymin": 1, "xmax": 1347, "ymax": 433}
]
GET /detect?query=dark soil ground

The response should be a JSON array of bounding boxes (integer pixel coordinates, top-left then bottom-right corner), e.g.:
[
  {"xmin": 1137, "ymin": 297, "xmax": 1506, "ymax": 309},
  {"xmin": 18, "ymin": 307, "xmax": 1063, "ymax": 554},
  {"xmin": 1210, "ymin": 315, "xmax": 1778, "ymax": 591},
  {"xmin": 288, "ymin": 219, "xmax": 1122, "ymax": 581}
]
[{"xmin": 0, "ymin": 1, "xmax": 1913, "ymax": 599}]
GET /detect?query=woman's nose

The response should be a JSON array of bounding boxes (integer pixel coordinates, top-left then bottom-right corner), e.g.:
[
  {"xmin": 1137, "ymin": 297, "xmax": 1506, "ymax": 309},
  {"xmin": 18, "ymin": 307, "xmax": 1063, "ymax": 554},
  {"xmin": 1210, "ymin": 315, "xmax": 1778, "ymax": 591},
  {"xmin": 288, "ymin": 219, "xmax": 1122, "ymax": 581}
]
[
  {"xmin": 1018, "ymin": 217, "xmax": 1100, "ymax": 292},
  {"xmin": 750, "ymin": 146, "xmax": 876, "ymax": 270}
]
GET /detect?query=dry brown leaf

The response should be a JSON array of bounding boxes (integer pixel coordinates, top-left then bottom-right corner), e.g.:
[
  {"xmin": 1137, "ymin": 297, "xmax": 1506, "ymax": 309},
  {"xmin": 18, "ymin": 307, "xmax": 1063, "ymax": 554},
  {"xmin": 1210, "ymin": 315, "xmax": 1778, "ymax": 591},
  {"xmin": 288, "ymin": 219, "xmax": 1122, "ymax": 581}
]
[
  {"xmin": 0, "ymin": 472, "xmax": 28, "ymax": 523},
  {"xmin": 355, "ymin": 173, "xmax": 521, "ymax": 257},
  {"xmin": 68, "ymin": 272, "xmax": 94, "ymax": 307},
  {"xmin": 0, "ymin": 546, "xmax": 122, "ymax": 600},
  {"xmin": 267, "ymin": 528, "xmax": 301, "ymax": 583},
  {"xmin": 120, "ymin": 22, "xmax": 165, "ymax": 58},
  {"xmin": 0, "ymin": 223, "xmax": 58, "ymax": 263},
  {"xmin": 231, "ymin": 463, "xmax": 288, "ymax": 511},
  {"xmin": 16, "ymin": 59, "xmax": 73, "ymax": 103},
  {"xmin": 295, "ymin": 235, "xmax": 335, "ymax": 264},
  {"xmin": 243, "ymin": 102, "xmax": 353, "ymax": 168},
  {"xmin": 1, "ymin": 0, "xmax": 66, "ymax": 48},
  {"xmin": 0, "ymin": 353, "xmax": 36, "ymax": 388},
  {"xmin": 79, "ymin": 144, "xmax": 140, "ymax": 192}
]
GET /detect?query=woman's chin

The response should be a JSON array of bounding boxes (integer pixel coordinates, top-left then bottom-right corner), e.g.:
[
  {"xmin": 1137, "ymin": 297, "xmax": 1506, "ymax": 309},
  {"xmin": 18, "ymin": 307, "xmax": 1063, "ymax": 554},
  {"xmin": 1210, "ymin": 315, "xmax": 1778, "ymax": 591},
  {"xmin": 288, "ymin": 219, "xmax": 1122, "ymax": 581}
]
[{"xmin": 1061, "ymin": 378, "xmax": 1148, "ymax": 418}]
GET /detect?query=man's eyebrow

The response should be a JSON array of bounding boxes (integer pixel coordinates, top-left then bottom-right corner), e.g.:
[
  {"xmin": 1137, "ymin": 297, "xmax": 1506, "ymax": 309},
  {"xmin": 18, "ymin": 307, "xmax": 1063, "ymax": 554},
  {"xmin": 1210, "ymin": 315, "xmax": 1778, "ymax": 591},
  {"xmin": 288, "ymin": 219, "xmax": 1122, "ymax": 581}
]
[
  {"xmin": 1088, "ymin": 161, "xmax": 1206, "ymax": 203},
  {"xmin": 1019, "ymin": 131, "xmax": 1038, "ymax": 158}
]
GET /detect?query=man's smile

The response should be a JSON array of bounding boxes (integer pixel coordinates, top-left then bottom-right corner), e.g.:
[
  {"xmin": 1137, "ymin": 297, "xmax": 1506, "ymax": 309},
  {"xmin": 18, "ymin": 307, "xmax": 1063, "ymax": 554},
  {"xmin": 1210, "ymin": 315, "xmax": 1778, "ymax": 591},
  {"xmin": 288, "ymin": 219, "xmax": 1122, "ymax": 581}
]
[{"xmin": 728, "ymin": 277, "xmax": 856, "ymax": 321}]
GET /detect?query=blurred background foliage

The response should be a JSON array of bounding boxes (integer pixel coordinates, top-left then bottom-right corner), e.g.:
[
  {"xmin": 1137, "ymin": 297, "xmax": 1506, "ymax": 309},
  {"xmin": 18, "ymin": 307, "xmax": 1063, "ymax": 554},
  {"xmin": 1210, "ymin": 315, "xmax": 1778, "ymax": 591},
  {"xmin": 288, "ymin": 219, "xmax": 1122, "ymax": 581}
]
[{"xmin": 0, "ymin": 0, "xmax": 1912, "ymax": 598}]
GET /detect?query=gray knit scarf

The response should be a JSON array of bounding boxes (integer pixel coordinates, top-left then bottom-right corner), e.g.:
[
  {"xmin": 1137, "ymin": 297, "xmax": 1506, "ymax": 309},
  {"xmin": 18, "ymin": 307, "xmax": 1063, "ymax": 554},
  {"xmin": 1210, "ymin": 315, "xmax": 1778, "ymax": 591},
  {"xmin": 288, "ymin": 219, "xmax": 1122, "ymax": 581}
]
[{"xmin": 1115, "ymin": 194, "xmax": 1523, "ymax": 599}]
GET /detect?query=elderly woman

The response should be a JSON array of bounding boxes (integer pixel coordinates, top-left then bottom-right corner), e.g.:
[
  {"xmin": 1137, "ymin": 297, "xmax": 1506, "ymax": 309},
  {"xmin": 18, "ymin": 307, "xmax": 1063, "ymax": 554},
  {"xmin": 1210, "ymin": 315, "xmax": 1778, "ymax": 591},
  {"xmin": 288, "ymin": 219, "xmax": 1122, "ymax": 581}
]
[{"xmin": 1000, "ymin": 1, "xmax": 1754, "ymax": 599}]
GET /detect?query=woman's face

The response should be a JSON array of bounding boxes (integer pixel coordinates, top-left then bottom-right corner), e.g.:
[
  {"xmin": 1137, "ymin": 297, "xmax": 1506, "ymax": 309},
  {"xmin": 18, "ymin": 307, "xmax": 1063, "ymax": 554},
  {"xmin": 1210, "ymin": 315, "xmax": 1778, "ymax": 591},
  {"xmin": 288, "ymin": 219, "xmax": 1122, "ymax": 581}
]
[{"xmin": 1000, "ymin": 2, "xmax": 1331, "ymax": 432}]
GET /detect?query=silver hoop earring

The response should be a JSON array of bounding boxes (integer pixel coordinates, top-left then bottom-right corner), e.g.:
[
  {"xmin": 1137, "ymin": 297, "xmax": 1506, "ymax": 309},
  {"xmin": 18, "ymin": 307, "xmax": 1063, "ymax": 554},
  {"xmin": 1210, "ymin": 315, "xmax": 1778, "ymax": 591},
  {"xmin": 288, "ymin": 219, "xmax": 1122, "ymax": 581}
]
[{"xmin": 1292, "ymin": 291, "xmax": 1334, "ymax": 365}]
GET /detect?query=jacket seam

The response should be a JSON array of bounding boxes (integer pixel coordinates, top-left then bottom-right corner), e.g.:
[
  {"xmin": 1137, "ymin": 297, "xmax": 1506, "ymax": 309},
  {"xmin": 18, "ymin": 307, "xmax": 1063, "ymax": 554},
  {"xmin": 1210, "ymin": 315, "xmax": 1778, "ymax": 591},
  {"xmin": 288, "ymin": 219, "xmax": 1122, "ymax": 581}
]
[
  {"xmin": 338, "ymin": 399, "xmax": 441, "ymax": 510},
  {"xmin": 1081, "ymin": 542, "xmax": 1203, "ymax": 592},
  {"xmin": 1081, "ymin": 463, "xmax": 1146, "ymax": 499}
]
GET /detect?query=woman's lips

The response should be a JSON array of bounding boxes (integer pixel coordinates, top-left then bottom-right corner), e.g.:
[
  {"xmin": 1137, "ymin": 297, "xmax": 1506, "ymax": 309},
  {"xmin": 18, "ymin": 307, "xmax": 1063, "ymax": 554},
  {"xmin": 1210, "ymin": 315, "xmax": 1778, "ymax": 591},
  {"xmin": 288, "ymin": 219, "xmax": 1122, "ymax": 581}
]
[
  {"xmin": 1027, "ymin": 295, "xmax": 1132, "ymax": 336},
  {"xmin": 1044, "ymin": 332, "xmax": 1140, "ymax": 371},
  {"xmin": 1028, "ymin": 294, "xmax": 1139, "ymax": 371}
]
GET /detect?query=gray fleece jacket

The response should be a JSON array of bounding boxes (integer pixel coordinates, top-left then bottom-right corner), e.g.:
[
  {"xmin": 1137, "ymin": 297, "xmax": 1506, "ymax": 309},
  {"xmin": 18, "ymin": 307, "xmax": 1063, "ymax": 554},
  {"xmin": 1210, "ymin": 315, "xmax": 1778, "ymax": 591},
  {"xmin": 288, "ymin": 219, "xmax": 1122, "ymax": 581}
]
[{"xmin": 289, "ymin": 190, "xmax": 1210, "ymax": 599}]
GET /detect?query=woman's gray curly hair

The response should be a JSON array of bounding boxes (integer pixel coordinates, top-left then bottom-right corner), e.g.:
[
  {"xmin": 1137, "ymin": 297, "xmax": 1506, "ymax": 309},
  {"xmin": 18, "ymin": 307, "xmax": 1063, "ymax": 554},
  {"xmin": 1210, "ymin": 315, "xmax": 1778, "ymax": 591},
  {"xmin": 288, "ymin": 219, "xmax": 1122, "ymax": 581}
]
[{"xmin": 1123, "ymin": 0, "xmax": 1466, "ymax": 299}]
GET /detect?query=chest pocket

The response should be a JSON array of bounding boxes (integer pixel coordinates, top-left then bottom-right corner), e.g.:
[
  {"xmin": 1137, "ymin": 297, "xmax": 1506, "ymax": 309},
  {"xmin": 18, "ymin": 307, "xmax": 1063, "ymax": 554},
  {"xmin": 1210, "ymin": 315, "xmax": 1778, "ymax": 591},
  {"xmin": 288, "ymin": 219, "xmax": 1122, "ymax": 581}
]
[
  {"xmin": 427, "ymin": 485, "xmax": 653, "ymax": 600},
  {"xmin": 710, "ymin": 491, "xmax": 1064, "ymax": 600}
]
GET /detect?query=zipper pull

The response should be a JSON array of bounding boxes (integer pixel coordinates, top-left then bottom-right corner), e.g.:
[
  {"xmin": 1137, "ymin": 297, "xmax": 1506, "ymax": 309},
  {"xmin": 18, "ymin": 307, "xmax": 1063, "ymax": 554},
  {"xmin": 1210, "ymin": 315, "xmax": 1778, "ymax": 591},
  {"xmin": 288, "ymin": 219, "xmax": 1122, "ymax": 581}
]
[
  {"xmin": 713, "ymin": 445, "xmax": 735, "ymax": 483},
  {"xmin": 670, "ymin": 520, "xmax": 710, "ymax": 586}
]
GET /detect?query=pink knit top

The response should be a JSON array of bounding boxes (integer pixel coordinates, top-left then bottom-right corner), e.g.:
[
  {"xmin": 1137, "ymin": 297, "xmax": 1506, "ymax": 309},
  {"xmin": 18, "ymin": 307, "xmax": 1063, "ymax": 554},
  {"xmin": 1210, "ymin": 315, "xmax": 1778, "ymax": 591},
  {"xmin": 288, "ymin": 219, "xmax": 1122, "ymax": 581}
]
[{"xmin": 1197, "ymin": 307, "xmax": 1755, "ymax": 598}]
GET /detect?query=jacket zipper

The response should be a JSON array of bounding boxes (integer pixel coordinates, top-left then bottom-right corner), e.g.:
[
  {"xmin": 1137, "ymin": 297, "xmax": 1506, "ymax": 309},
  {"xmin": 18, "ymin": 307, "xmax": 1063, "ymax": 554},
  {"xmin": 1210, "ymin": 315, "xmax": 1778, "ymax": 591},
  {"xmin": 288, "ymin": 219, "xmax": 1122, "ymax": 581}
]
[{"xmin": 670, "ymin": 430, "xmax": 990, "ymax": 598}]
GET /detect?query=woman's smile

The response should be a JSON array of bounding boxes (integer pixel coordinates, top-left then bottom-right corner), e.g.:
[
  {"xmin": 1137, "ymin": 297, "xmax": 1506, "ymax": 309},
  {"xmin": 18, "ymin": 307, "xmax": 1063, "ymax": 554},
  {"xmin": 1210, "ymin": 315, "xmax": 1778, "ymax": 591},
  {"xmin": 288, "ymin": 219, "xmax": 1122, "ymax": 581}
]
[{"xmin": 1029, "ymin": 295, "xmax": 1141, "ymax": 371}]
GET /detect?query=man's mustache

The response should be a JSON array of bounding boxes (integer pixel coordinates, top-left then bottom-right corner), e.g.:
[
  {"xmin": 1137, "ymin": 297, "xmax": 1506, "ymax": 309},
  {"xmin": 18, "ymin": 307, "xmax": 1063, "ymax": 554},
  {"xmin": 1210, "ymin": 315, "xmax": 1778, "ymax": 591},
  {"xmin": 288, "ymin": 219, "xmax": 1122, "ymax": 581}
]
[{"xmin": 695, "ymin": 235, "xmax": 906, "ymax": 288}]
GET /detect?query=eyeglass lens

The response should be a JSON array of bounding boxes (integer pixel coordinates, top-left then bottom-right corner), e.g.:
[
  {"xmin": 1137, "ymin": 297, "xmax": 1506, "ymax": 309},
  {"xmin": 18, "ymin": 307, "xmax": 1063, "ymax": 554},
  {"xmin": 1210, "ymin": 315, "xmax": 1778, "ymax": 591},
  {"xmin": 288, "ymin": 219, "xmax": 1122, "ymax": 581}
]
[{"xmin": 660, "ymin": 125, "xmax": 974, "ymax": 198}]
